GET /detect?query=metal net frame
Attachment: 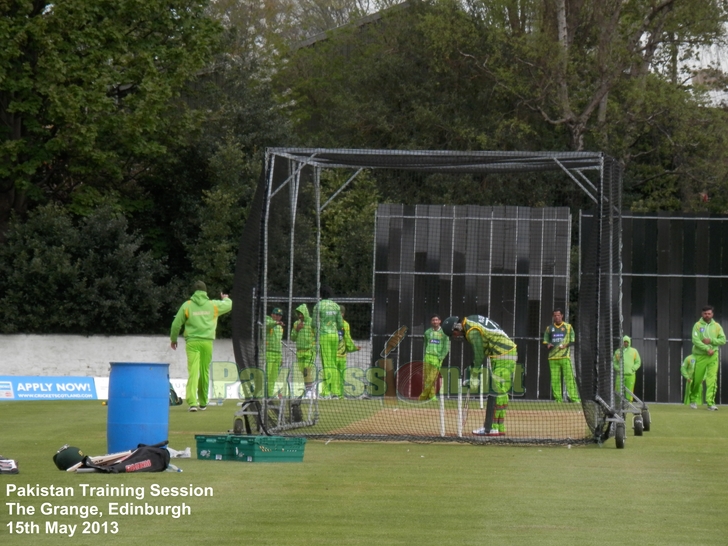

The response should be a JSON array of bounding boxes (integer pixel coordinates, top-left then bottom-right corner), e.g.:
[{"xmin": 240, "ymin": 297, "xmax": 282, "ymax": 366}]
[{"xmin": 231, "ymin": 148, "xmax": 623, "ymax": 445}]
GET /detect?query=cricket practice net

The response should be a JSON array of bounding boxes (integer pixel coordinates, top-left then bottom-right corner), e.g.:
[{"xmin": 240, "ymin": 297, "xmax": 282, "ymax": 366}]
[{"xmin": 231, "ymin": 149, "xmax": 623, "ymax": 445}]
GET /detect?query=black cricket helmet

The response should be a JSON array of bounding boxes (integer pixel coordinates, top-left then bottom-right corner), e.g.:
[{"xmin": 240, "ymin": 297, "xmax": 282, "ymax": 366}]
[
  {"xmin": 441, "ymin": 316, "xmax": 460, "ymax": 337},
  {"xmin": 53, "ymin": 445, "xmax": 85, "ymax": 470}
]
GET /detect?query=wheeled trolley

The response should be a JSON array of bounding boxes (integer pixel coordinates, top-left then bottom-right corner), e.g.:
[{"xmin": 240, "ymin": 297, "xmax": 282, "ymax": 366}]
[
  {"xmin": 232, "ymin": 374, "xmax": 320, "ymax": 436},
  {"xmin": 622, "ymin": 387, "xmax": 651, "ymax": 436}
]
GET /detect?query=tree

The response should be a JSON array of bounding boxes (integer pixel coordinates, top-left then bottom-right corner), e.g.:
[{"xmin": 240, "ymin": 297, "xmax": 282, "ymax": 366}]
[
  {"xmin": 210, "ymin": 0, "xmax": 396, "ymax": 53},
  {"xmin": 0, "ymin": 205, "xmax": 167, "ymax": 334},
  {"xmin": 460, "ymin": 0, "xmax": 728, "ymax": 151},
  {"xmin": 0, "ymin": 0, "xmax": 221, "ymax": 239},
  {"xmin": 124, "ymin": 33, "xmax": 292, "ymax": 299},
  {"xmin": 186, "ymin": 136, "xmax": 258, "ymax": 291},
  {"xmin": 279, "ymin": 0, "xmax": 728, "ymax": 211}
]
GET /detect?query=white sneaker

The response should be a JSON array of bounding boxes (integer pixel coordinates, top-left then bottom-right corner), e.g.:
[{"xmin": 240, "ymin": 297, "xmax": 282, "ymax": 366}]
[
  {"xmin": 472, "ymin": 427, "xmax": 504, "ymax": 436},
  {"xmin": 188, "ymin": 406, "xmax": 198, "ymax": 412},
  {"xmin": 690, "ymin": 403, "xmax": 697, "ymax": 409},
  {"xmin": 708, "ymin": 405, "xmax": 718, "ymax": 411}
]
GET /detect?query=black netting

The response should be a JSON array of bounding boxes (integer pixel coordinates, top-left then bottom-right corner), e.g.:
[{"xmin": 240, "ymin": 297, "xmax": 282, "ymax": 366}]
[{"xmin": 231, "ymin": 148, "xmax": 622, "ymax": 445}]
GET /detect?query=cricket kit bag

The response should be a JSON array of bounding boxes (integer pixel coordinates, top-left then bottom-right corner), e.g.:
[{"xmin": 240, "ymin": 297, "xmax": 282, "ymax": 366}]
[
  {"xmin": 82, "ymin": 441, "xmax": 170, "ymax": 473},
  {"xmin": 169, "ymin": 382, "xmax": 183, "ymax": 406},
  {"xmin": 0, "ymin": 457, "xmax": 19, "ymax": 474}
]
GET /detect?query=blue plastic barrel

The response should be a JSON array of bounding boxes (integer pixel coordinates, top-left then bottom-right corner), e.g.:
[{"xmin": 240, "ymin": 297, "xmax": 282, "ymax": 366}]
[{"xmin": 107, "ymin": 362, "xmax": 170, "ymax": 453}]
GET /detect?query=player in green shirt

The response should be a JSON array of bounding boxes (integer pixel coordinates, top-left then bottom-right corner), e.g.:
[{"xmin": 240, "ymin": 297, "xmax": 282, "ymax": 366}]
[
  {"xmin": 313, "ymin": 286, "xmax": 344, "ymax": 398},
  {"xmin": 170, "ymin": 281, "xmax": 233, "ymax": 411},
  {"xmin": 680, "ymin": 354, "xmax": 696, "ymax": 406},
  {"xmin": 291, "ymin": 304, "xmax": 315, "ymax": 398},
  {"xmin": 336, "ymin": 305, "xmax": 360, "ymax": 398},
  {"xmin": 420, "ymin": 314, "xmax": 450, "ymax": 401},
  {"xmin": 689, "ymin": 305, "xmax": 726, "ymax": 410},
  {"xmin": 613, "ymin": 335, "xmax": 641, "ymax": 403},
  {"xmin": 442, "ymin": 315, "xmax": 518, "ymax": 436},
  {"xmin": 543, "ymin": 308, "xmax": 580, "ymax": 403},
  {"xmin": 265, "ymin": 308, "xmax": 284, "ymax": 397}
]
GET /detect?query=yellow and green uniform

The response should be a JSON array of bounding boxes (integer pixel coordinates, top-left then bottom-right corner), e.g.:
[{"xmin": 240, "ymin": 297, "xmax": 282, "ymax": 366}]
[
  {"xmin": 689, "ymin": 317, "xmax": 726, "ymax": 406},
  {"xmin": 170, "ymin": 290, "xmax": 233, "ymax": 407},
  {"xmin": 613, "ymin": 335, "xmax": 641, "ymax": 402},
  {"xmin": 291, "ymin": 304, "xmax": 315, "ymax": 392},
  {"xmin": 313, "ymin": 299, "xmax": 344, "ymax": 397},
  {"xmin": 265, "ymin": 316, "xmax": 283, "ymax": 397},
  {"xmin": 420, "ymin": 327, "xmax": 450, "ymax": 401},
  {"xmin": 681, "ymin": 355, "xmax": 696, "ymax": 405},
  {"xmin": 336, "ymin": 320, "xmax": 359, "ymax": 397},
  {"xmin": 463, "ymin": 315, "xmax": 518, "ymax": 433},
  {"xmin": 543, "ymin": 321, "xmax": 580, "ymax": 403}
]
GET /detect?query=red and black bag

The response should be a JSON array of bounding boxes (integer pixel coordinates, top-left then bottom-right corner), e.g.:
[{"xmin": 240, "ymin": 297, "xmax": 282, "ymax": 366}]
[{"xmin": 82, "ymin": 441, "xmax": 170, "ymax": 473}]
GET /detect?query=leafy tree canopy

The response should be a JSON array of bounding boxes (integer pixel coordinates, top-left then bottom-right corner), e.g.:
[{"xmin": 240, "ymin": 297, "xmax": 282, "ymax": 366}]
[
  {"xmin": 0, "ymin": 0, "xmax": 222, "ymax": 238},
  {"xmin": 0, "ymin": 204, "xmax": 168, "ymax": 334},
  {"xmin": 278, "ymin": 0, "xmax": 728, "ymax": 211}
]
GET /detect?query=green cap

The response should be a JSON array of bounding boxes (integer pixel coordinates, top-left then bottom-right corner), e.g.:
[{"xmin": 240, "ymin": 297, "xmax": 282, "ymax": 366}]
[
  {"xmin": 272, "ymin": 308, "xmax": 283, "ymax": 315},
  {"xmin": 53, "ymin": 445, "xmax": 85, "ymax": 470}
]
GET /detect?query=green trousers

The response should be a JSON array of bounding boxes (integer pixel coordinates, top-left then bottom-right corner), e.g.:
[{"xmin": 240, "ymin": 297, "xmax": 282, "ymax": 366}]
[
  {"xmin": 689, "ymin": 353, "xmax": 719, "ymax": 406},
  {"xmin": 615, "ymin": 373, "xmax": 636, "ymax": 402},
  {"xmin": 185, "ymin": 338, "xmax": 213, "ymax": 407},
  {"xmin": 319, "ymin": 333, "xmax": 339, "ymax": 397},
  {"xmin": 471, "ymin": 357, "xmax": 516, "ymax": 433},
  {"xmin": 333, "ymin": 355, "xmax": 348, "ymax": 397},
  {"xmin": 491, "ymin": 357, "xmax": 516, "ymax": 433},
  {"xmin": 297, "ymin": 350, "xmax": 315, "ymax": 391},
  {"xmin": 265, "ymin": 351, "xmax": 282, "ymax": 397},
  {"xmin": 420, "ymin": 355, "xmax": 441, "ymax": 401},
  {"xmin": 549, "ymin": 357, "xmax": 581, "ymax": 402}
]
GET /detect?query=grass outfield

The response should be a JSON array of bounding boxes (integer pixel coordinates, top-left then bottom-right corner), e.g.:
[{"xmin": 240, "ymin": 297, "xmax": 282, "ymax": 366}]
[{"xmin": 1, "ymin": 401, "xmax": 727, "ymax": 545}]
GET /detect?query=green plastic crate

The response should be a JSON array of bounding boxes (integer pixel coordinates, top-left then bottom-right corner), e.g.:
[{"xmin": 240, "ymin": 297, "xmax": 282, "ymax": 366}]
[
  {"xmin": 229, "ymin": 435, "xmax": 306, "ymax": 462},
  {"xmin": 195, "ymin": 434, "xmax": 234, "ymax": 461}
]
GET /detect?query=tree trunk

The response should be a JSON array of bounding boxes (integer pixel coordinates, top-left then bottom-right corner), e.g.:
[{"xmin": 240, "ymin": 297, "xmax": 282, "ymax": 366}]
[{"xmin": 0, "ymin": 183, "xmax": 26, "ymax": 244}]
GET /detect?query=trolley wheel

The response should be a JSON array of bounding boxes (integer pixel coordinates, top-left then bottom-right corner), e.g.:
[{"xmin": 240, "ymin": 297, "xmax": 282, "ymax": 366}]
[
  {"xmin": 261, "ymin": 399, "xmax": 280, "ymax": 432},
  {"xmin": 633, "ymin": 416, "xmax": 643, "ymax": 436},
  {"xmin": 290, "ymin": 400, "xmax": 302, "ymax": 422},
  {"xmin": 615, "ymin": 423, "xmax": 626, "ymax": 449},
  {"xmin": 641, "ymin": 409, "xmax": 651, "ymax": 432},
  {"xmin": 233, "ymin": 418, "xmax": 245, "ymax": 435}
]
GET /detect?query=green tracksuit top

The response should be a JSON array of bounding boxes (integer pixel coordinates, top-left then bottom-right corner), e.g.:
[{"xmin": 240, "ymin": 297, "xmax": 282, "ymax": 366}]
[
  {"xmin": 265, "ymin": 316, "xmax": 283, "ymax": 354},
  {"xmin": 291, "ymin": 304, "xmax": 314, "ymax": 351},
  {"xmin": 337, "ymin": 320, "xmax": 358, "ymax": 357},
  {"xmin": 692, "ymin": 318, "xmax": 726, "ymax": 355},
  {"xmin": 681, "ymin": 355, "xmax": 696, "ymax": 380},
  {"xmin": 424, "ymin": 327, "xmax": 450, "ymax": 364},
  {"xmin": 613, "ymin": 336, "xmax": 641, "ymax": 374},
  {"xmin": 313, "ymin": 299, "xmax": 344, "ymax": 336},
  {"xmin": 462, "ymin": 315, "xmax": 517, "ymax": 367},
  {"xmin": 170, "ymin": 291, "xmax": 233, "ymax": 342},
  {"xmin": 543, "ymin": 321, "xmax": 574, "ymax": 359}
]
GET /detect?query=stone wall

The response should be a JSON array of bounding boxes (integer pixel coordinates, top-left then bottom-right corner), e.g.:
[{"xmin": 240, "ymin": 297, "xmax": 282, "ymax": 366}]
[{"xmin": 0, "ymin": 335, "xmax": 235, "ymax": 379}]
